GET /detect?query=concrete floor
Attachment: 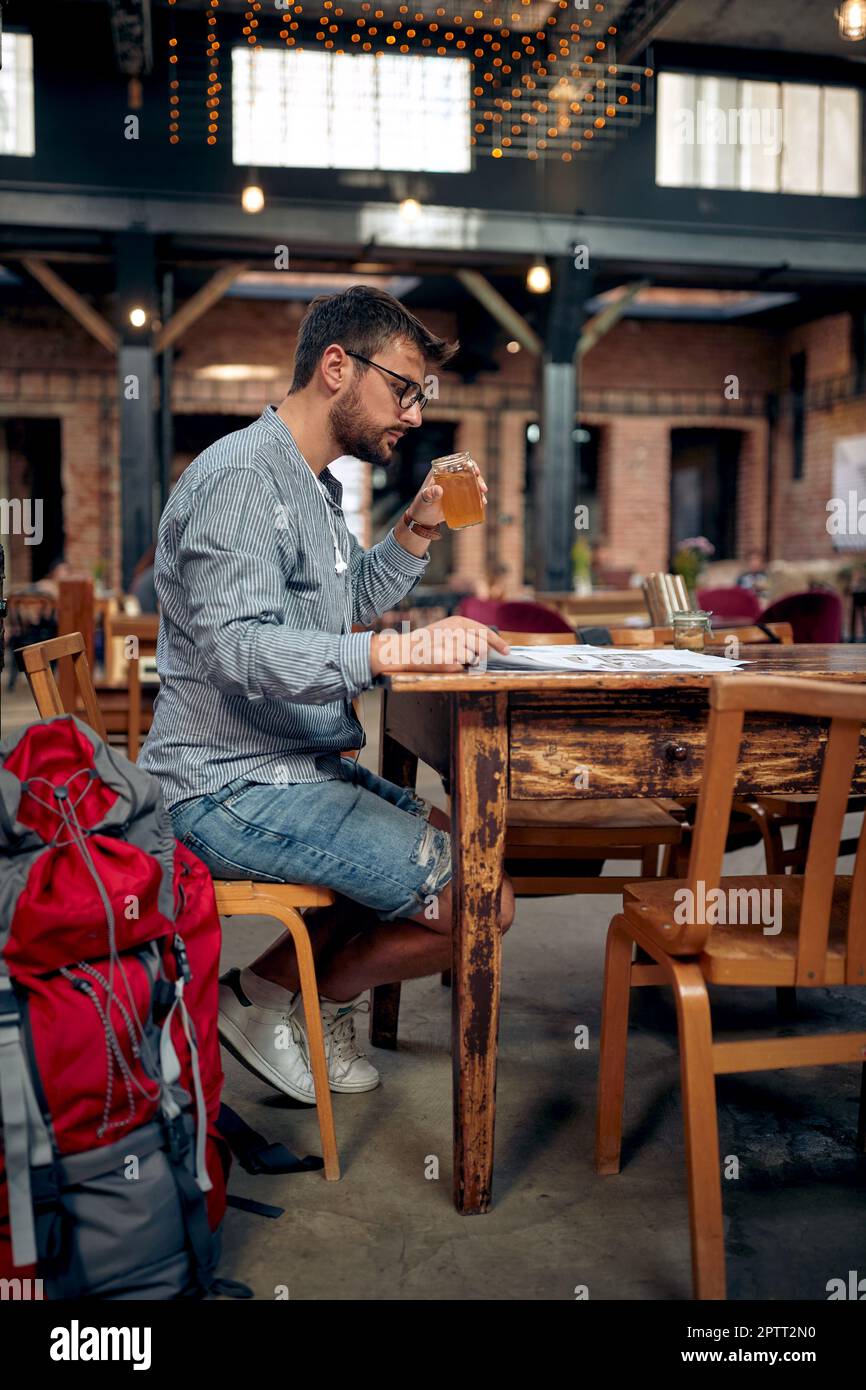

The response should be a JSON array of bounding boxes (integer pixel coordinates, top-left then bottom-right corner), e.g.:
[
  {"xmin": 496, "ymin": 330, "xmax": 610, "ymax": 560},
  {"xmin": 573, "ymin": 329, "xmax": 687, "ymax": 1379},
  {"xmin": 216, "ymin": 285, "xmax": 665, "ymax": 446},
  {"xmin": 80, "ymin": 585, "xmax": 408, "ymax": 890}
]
[{"xmin": 3, "ymin": 680, "xmax": 865, "ymax": 1300}]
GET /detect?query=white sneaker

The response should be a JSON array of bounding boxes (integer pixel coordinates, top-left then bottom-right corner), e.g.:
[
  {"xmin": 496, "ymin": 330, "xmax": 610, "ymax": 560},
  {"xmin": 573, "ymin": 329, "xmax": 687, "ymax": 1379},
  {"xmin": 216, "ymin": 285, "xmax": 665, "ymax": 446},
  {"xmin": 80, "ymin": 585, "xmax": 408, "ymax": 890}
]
[
  {"xmin": 217, "ymin": 968, "xmax": 315, "ymax": 1105},
  {"xmin": 295, "ymin": 992, "xmax": 380, "ymax": 1094}
]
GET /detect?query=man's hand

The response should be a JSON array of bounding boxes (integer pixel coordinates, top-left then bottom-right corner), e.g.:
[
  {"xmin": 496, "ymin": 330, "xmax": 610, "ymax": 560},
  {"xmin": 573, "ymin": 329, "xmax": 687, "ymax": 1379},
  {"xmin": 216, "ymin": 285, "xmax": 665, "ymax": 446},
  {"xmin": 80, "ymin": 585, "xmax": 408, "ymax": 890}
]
[
  {"xmin": 370, "ymin": 617, "xmax": 510, "ymax": 676},
  {"xmin": 408, "ymin": 462, "xmax": 489, "ymax": 528}
]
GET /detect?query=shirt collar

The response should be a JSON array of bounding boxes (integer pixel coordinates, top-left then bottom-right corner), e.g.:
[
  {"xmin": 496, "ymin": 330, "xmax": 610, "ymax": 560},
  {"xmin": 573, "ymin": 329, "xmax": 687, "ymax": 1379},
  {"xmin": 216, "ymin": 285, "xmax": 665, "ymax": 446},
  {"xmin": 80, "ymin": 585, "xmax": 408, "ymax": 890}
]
[{"xmin": 260, "ymin": 406, "xmax": 342, "ymax": 506}]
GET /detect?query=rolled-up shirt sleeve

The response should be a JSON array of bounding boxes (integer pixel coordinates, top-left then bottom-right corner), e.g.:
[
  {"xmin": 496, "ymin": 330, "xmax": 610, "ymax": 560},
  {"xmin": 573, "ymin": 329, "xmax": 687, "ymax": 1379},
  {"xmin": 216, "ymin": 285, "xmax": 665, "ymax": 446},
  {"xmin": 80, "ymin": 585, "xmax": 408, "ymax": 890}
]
[
  {"xmin": 349, "ymin": 527, "xmax": 429, "ymax": 626},
  {"xmin": 178, "ymin": 466, "xmax": 374, "ymax": 704}
]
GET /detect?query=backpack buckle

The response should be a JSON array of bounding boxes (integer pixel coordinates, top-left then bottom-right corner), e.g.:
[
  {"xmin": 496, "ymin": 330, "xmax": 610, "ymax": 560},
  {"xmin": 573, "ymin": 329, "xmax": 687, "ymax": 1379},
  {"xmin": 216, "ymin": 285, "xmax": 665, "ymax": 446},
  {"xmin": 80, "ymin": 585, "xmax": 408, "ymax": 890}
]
[
  {"xmin": 163, "ymin": 1111, "xmax": 189, "ymax": 1166},
  {"xmin": 172, "ymin": 934, "xmax": 192, "ymax": 983}
]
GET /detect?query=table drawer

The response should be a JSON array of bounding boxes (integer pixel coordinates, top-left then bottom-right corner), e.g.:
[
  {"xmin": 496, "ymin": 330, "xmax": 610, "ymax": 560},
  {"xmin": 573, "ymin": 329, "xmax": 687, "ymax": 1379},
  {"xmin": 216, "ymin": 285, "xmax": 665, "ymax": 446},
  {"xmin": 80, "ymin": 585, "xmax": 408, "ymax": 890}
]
[{"xmin": 508, "ymin": 698, "xmax": 866, "ymax": 800}]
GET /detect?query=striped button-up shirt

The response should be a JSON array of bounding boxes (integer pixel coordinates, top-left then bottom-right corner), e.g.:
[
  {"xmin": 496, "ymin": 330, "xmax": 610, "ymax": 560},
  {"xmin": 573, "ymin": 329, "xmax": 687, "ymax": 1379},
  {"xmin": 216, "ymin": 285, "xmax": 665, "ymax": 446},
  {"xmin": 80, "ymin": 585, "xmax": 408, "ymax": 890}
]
[{"xmin": 138, "ymin": 405, "xmax": 429, "ymax": 811}]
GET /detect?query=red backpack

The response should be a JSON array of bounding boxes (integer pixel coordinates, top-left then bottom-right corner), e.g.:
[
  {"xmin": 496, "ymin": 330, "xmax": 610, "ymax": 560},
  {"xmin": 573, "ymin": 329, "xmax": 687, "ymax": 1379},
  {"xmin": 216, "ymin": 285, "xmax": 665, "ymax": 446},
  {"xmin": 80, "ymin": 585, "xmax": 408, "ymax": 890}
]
[{"xmin": 0, "ymin": 713, "xmax": 229, "ymax": 1298}]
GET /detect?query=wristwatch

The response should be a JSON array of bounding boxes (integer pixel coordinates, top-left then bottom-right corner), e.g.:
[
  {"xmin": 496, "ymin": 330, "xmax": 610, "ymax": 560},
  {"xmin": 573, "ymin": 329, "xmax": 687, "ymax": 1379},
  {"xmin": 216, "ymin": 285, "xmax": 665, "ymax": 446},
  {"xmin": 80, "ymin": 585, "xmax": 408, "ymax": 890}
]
[{"xmin": 402, "ymin": 510, "xmax": 442, "ymax": 541}]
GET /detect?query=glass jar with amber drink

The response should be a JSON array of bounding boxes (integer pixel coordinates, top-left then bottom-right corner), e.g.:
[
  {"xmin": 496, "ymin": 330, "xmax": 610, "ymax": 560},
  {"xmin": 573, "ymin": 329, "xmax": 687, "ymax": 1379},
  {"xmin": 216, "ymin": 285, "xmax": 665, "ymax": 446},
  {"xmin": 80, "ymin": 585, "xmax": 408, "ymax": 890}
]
[{"xmin": 431, "ymin": 452, "xmax": 484, "ymax": 530}]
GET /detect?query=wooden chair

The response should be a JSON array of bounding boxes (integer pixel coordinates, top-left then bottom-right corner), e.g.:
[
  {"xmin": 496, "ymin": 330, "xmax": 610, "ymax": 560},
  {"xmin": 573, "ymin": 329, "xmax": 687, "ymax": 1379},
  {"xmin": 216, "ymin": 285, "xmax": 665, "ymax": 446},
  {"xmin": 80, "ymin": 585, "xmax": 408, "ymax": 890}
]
[
  {"xmin": 613, "ymin": 621, "xmax": 863, "ymax": 893},
  {"xmin": 595, "ymin": 673, "xmax": 866, "ymax": 1299},
  {"xmin": 593, "ymin": 619, "xmax": 809, "ymax": 1019},
  {"xmin": 109, "ymin": 613, "xmax": 160, "ymax": 762},
  {"xmin": 642, "ymin": 573, "xmax": 690, "ymax": 626},
  {"xmin": 16, "ymin": 632, "xmax": 340, "ymax": 1181},
  {"xmin": 55, "ymin": 579, "xmax": 159, "ymax": 751}
]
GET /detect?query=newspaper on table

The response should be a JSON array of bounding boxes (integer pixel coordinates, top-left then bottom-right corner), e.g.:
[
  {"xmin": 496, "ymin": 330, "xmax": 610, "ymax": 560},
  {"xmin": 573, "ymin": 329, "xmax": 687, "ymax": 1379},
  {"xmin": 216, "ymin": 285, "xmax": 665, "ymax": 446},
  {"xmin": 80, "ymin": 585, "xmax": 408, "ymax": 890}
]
[{"xmin": 485, "ymin": 644, "xmax": 749, "ymax": 674}]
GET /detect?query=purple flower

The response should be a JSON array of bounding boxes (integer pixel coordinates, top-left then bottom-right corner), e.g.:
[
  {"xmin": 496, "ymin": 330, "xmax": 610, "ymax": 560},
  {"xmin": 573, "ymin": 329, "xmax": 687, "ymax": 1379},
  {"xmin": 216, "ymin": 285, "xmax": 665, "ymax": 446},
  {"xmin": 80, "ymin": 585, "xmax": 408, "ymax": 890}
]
[{"xmin": 677, "ymin": 536, "xmax": 715, "ymax": 557}]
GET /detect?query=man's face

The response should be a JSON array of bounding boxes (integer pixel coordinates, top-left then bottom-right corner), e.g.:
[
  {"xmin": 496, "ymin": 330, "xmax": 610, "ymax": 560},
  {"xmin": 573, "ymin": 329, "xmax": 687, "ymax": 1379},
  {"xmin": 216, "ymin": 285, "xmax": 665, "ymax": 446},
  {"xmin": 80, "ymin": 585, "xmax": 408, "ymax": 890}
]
[{"xmin": 329, "ymin": 337, "xmax": 426, "ymax": 467}]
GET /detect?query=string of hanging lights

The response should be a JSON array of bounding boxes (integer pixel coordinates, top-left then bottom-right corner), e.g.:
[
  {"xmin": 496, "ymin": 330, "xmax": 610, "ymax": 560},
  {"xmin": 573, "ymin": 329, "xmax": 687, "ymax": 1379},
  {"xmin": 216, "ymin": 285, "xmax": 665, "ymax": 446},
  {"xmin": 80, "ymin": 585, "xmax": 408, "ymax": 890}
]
[
  {"xmin": 164, "ymin": 0, "xmax": 654, "ymax": 163},
  {"xmin": 205, "ymin": 2, "xmax": 222, "ymax": 145},
  {"xmin": 167, "ymin": 0, "xmax": 180, "ymax": 144}
]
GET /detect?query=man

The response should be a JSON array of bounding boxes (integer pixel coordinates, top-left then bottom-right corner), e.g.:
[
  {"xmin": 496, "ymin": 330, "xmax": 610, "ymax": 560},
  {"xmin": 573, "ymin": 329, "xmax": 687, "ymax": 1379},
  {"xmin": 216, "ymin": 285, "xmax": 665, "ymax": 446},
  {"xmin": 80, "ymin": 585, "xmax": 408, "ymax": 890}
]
[
  {"xmin": 139, "ymin": 285, "xmax": 515, "ymax": 1103},
  {"xmin": 737, "ymin": 550, "xmax": 769, "ymax": 597}
]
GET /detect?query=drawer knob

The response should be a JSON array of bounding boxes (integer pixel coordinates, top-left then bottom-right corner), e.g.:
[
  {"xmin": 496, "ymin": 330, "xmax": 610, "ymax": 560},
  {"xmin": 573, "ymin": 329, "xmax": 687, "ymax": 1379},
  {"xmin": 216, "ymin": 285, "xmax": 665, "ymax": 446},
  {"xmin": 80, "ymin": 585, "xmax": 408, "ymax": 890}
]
[{"xmin": 664, "ymin": 742, "xmax": 689, "ymax": 762}]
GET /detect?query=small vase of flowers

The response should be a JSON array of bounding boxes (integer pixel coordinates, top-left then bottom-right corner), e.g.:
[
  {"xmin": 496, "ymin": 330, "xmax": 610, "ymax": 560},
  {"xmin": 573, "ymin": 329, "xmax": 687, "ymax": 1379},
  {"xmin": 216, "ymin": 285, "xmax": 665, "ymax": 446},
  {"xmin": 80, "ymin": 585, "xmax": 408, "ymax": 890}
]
[{"xmin": 673, "ymin": 536, "xmax": 715, "ymax": 606}]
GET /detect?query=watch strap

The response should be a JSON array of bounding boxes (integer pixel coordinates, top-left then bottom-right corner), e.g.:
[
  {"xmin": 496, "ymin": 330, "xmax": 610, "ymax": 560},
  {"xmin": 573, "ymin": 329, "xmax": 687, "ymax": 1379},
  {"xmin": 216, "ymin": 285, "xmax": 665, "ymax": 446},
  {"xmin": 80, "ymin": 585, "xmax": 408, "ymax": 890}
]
[{"xmin": 403, "ymin": 510, "xmax": 442, "ymax": 540}]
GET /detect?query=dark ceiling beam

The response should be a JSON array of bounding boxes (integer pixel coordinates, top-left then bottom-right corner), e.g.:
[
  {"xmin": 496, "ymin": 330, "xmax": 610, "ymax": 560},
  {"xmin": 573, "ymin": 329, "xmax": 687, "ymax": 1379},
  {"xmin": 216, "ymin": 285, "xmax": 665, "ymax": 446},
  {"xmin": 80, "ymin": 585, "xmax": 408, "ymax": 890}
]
[
  {"xmin": 108, "ymin": 0, "xmax": 153, "ymax": 77},
  {"xmin": 614, "ymin": 0, "xmax": 686, "ymax": 64},
  {"xmin": 4, "ymin": 190, "xmax": 866, "ymax": 282}
]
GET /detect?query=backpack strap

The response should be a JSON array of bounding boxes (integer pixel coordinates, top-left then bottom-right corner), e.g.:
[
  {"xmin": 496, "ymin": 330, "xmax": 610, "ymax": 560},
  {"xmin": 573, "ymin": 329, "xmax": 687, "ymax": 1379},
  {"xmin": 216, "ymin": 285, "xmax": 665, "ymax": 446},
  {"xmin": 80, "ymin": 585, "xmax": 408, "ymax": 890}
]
[
  {"xmin": 157, "ymin": 936, "xmax": 211, "ymax": 1194},
  {"xmin": 0, "ymin": 971, "xmax": 53, "ymax": 1267}
]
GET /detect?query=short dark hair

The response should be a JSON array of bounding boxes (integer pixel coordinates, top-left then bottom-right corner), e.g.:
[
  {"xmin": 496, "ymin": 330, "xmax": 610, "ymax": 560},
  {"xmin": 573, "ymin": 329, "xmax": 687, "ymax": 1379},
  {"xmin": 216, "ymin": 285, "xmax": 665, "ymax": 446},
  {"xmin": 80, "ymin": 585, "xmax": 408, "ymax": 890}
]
[{"xmin": 289, "ymin": 283, "xmax": 457, "ymax": 392}]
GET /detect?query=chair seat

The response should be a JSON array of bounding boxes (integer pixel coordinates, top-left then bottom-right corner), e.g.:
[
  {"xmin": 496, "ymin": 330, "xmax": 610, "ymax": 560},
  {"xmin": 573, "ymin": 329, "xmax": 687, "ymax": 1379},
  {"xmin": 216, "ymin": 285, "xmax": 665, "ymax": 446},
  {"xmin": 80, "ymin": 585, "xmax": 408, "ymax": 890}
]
[
  {"xmin": 624, "ymin": 874, "xmax": 853, "ymax": 985},
  {"xmin": 755, "ymin": 793, "xmax": 866, "ymax": 819},
  {"xmin": 213, "ymin": 879, "xmax": 336, "ymax": 911},
  {"xmin": 506, "ymin": 797, "xmax": 682, "ymax": 845}
]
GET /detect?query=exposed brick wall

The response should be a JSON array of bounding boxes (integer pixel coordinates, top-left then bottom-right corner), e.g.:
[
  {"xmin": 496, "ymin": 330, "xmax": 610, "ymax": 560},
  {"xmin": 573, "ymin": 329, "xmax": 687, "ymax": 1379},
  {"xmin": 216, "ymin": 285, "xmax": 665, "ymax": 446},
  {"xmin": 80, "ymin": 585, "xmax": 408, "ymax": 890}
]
[
  {"xmin": 737, "ymin": 421, "xmax": 769, "ymax": 559},
  {"xmin": 0, "ymin": 299, "xmax": 862, "ymax": 599},
  {"xmin": 771, "ymin": 313, "xmax": 865, "ymax": 561},
  {"xmin": 596, "ymin": 416, "xmax": 671, "ymax": 574},
  {"xmin": 582, "ymin": 318, "xmax": 780, "ymax": 396}
]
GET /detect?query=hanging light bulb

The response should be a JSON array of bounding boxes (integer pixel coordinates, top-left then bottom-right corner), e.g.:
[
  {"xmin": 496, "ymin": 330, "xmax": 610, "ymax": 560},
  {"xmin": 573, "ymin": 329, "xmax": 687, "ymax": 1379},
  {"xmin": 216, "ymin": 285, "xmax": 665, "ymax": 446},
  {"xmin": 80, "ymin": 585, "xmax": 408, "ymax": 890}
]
[
  {"xmin": 526, "ymin": 261, "xmax": 551, "ymax": 293},
  {"xmin": 129, "ymin": 306, "xmax": 148, "ymax": 328},
  {"xmin": 837, "ymin": 1, "xmax": 866, "ymax": 39},
  {"xmin": 242, "ymin": 183, "xmax": 266, "ymax": 213},
  {"xmin": 399, "ymin": 197, "xmax": 422, "ymax": 222}
]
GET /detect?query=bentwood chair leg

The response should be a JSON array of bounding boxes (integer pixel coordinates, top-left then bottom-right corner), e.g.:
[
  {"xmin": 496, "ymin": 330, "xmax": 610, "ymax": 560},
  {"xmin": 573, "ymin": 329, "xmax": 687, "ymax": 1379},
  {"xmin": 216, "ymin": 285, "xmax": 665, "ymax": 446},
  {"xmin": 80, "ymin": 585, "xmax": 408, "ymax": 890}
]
[
  {"xmin": 595, "ymin": 915, "xmax": 636, "ymax": 1176},
  {"xmin": 670, "ymin": 960, "xmax": 726, "ymax": 1300},
  {"xmin": 252, "ymin": 897, "xmax": 340, "ymax": 1181},
  {"xmin": 370, "ymin": 982, "xmax": 402, "ymax": 1049}
]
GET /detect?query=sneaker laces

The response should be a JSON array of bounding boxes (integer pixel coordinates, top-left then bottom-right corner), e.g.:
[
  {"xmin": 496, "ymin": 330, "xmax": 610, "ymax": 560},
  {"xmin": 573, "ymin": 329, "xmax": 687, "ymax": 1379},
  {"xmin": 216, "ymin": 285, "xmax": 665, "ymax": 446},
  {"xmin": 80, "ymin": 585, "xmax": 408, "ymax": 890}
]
[
  {"xmin": 277, "ymin": 1009, "xmax": 313, "ymax": 1073},
  {"xmin": 324, "ymin": 999, "xmax": 370, "ymax": 1065}
]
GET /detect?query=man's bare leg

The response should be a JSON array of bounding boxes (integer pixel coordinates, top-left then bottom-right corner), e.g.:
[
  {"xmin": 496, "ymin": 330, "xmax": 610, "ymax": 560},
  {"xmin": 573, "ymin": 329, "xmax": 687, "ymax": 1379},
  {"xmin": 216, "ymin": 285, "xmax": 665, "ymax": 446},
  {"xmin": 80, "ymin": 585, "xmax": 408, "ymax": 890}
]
[{"xmin": 247, "ymin": 806, "xmax": 515, "ymax": 1001}]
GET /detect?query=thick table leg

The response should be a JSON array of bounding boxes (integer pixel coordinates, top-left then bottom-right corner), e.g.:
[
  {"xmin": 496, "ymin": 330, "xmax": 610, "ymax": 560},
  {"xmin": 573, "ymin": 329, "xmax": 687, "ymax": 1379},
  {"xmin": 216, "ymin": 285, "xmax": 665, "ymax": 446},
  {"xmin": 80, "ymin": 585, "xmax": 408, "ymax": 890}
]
[
  {"xmin": 451, "ymin": 692, "xmax": 508, "ymax": 1214},
  {"xmin": 369, "ymin": 696, "xmax": 420, "ymax": 1050}
]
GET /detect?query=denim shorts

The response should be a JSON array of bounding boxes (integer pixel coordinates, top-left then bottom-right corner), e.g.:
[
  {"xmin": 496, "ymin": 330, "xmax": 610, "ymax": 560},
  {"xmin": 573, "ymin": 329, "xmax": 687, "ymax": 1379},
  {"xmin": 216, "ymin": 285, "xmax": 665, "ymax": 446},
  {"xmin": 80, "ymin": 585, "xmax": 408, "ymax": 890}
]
[{"xmin": 168, "ymin": 757, "xmax": 452, "ymax": 922}]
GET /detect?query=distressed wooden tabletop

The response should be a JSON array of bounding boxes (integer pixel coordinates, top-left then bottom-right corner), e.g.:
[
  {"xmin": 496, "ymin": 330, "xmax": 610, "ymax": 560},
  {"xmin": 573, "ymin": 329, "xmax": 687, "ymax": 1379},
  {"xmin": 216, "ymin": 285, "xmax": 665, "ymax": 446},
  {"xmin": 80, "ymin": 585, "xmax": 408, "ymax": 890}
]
[{"xmin": 381, "ymin": 645, "xmax": 866, "ymax": 694}]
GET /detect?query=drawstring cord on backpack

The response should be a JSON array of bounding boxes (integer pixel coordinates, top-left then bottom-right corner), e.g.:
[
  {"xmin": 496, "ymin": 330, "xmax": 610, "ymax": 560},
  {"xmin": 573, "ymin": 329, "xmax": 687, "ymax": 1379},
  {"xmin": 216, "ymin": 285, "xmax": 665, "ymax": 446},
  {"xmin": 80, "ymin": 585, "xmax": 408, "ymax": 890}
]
[{"xmin": 21, "ymin": 773, "xmax": 212, "ymax": 1188}]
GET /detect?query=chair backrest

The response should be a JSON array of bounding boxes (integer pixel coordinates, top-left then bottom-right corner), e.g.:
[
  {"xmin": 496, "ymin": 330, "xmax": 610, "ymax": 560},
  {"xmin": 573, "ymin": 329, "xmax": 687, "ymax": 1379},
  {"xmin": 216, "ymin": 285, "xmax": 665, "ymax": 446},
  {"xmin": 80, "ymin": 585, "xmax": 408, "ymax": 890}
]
[
  {"xmin": 642, "ymin": 574, "xmax": 690, "ymax": 626},
  {"xmin": 760, "ymin": 590, "xmax": 843, "ymax": 644},
  {"xmin": 675, "ymin": 673, "xmax": 866, "ymax": 986},
  {"xmin": 16, "ymin": 631, "xmax": 108, "ymax": 741},
  {"xmin": 697, "ymin": 585, "xmax": 762, "ymax": 621},
  {"xmin": 109, "ymin": 614, "xmax": 160, "ymax": 760},
  {"xmin": 457, "ymin": 597, "xmax": 573, "ymax": 633},
  {"xmin": 498, "ymin": 630, "xmax": 576, "ymax": 647}
]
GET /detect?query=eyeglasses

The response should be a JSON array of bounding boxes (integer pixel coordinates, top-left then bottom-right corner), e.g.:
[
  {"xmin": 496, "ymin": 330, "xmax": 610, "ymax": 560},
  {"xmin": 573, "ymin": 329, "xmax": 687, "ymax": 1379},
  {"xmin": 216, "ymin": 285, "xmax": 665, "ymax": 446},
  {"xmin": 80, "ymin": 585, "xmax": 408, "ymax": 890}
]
[{"xmin": 346, "ymin": 351, "xmax": 428, "ymax": 411}]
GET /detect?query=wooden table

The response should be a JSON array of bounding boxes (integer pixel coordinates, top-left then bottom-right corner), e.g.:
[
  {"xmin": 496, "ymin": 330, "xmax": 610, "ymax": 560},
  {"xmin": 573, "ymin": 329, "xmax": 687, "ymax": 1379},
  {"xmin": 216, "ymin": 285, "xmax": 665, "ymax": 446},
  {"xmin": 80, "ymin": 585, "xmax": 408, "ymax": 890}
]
[{"xmin": 379, "ymin": 645, "xmax": 866, "ymax": 1215}]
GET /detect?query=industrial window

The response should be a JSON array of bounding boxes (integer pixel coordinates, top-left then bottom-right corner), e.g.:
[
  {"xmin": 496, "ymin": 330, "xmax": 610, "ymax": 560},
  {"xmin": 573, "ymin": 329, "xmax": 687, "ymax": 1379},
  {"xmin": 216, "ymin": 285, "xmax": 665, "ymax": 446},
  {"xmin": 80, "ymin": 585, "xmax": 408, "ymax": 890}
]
[
  {"xmin": 656, "ymin": 73, "xmax": 861, "ymax": 197},
  {"xmin": 0, "ymin": 32, "xmax": 36, "ymax": 157},
  {"xmin": 232, "ymin": 47, "xmax": 471, "ymax": 173}
]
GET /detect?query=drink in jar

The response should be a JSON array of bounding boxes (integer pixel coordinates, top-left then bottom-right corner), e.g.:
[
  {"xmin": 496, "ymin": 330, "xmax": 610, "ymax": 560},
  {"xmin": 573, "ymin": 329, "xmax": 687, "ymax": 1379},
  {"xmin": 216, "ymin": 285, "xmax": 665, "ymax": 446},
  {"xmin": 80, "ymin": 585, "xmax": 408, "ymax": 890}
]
[{"xmin": 431, "ymin": 452, "xmax": 485, "ymax": 530}]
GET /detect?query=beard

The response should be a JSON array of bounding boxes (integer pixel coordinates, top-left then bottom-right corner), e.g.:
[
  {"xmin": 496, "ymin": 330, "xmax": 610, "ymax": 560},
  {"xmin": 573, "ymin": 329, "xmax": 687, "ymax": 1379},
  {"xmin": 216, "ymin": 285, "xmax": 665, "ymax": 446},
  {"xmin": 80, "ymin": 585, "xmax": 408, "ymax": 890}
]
[{"xmin": 329, "ymin": 381, "xmax": 399, "ymax": 468}]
